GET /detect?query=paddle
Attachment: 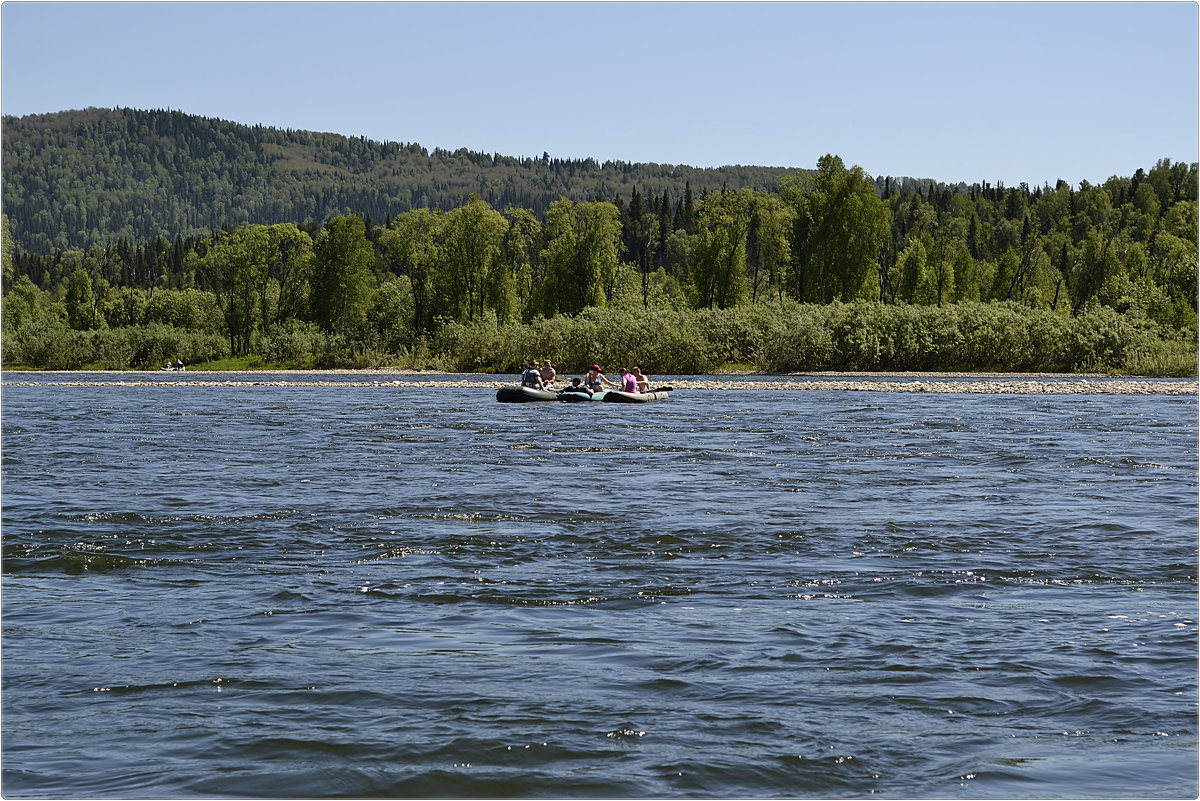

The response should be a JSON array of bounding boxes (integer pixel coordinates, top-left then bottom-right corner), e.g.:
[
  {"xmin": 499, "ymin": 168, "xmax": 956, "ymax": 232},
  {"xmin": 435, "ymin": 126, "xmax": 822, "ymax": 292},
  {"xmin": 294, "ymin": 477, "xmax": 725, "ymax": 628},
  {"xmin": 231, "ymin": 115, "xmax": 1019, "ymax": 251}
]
[{"xmin": 649, "ymin": 385, "xmax": 674, "ymax": 393}]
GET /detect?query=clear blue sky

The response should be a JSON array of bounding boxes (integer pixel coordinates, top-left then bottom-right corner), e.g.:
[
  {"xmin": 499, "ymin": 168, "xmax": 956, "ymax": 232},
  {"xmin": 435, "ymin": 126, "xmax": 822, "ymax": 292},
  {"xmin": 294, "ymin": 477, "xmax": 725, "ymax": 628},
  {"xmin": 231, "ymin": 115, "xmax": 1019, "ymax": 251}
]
[{"xmin": 3, "ymin": 1, "xmax": 1197, "ymax": 187}]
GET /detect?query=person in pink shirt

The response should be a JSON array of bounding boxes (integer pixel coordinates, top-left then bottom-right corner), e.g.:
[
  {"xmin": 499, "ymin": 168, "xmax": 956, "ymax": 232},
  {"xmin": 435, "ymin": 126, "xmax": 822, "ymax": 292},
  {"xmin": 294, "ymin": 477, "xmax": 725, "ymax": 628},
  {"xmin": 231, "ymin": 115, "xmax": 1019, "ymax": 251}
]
[
  {"xmin": 620, "ymin": 368, "xmax": 638, "ymax": 393},
  {"xmin": 632, "ymin": 366, "xmax": 649, "ymax": 392}
]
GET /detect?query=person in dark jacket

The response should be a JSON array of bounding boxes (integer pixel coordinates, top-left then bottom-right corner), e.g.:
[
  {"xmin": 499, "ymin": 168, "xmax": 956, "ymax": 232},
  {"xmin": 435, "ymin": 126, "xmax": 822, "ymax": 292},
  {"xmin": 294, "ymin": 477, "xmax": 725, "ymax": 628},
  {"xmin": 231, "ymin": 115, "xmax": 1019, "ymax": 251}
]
[{"xmin": 521, "ymin": 361, "xmax": 544, "ymax": 389}]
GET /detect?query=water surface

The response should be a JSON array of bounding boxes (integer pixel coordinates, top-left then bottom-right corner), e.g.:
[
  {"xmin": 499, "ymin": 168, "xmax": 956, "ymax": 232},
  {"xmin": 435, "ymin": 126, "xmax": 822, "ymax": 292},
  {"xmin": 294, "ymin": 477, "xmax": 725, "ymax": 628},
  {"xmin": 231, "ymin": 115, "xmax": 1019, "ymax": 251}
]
[{"xmin": 2, "ymin": 375, "xmax": 1196, "ymax": 798}]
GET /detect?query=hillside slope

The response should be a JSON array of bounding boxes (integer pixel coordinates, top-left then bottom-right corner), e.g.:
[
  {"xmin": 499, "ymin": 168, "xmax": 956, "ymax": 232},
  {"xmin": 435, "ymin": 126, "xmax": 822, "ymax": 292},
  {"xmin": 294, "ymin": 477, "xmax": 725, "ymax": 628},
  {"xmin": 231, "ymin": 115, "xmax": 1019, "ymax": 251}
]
[{"xmin": 2, "ymin": 107, "xmax": 811, "ymax": 253}]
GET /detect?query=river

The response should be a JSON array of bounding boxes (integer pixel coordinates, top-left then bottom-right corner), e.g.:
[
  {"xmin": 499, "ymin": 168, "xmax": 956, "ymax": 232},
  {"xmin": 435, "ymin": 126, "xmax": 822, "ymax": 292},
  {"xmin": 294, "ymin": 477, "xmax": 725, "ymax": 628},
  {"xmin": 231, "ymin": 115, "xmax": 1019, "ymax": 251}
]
[{"xmin": 2, "ymin": 373, "xmax": 1196, "ymax": 798}]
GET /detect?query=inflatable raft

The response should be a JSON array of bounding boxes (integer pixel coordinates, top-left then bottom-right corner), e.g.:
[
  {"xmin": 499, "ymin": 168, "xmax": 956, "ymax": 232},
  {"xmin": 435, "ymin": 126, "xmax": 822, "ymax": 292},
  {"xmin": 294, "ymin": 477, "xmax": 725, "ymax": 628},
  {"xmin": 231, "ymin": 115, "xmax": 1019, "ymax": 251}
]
[
  {"xmin": 495, "ymin": 385, "xmax": 669, "ymax": 403},
  {"xmin": 495, "ymin": 385, "xmax": 559, "ymax": 403}
]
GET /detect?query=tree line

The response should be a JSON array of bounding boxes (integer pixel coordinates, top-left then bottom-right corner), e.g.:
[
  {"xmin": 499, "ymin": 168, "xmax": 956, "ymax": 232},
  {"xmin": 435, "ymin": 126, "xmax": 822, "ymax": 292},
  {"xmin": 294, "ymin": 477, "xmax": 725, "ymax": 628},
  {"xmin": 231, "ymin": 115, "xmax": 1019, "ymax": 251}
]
[{"xmin": 3, "ymin": 152, "xmax": 1196, "ymax": 376}]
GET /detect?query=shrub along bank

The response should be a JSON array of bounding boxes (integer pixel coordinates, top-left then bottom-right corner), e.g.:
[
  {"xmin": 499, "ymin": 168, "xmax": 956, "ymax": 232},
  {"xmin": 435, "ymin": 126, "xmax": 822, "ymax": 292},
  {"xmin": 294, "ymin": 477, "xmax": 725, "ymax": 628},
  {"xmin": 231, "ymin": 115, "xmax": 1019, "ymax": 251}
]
[{"xmin": 4, "ymin": 300, "xmax": 1194, "ymax": 377}]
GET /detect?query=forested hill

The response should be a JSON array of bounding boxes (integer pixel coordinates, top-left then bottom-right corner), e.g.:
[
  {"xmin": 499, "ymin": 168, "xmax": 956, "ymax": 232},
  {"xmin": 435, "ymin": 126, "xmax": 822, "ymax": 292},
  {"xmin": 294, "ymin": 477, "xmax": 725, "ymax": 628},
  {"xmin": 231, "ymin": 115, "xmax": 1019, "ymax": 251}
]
[{"xmin": 2, "ymin": 107, "xmax": 813, "ymax": 253}]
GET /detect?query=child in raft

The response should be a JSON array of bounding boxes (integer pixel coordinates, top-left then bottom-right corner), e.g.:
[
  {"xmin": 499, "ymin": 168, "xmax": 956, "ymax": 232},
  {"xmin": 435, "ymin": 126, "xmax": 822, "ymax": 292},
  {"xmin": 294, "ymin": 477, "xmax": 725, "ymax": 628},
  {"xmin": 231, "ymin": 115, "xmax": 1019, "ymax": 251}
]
[{"xmin": 560, "ymin": 377, "xmax": 592, "ymax": 396}]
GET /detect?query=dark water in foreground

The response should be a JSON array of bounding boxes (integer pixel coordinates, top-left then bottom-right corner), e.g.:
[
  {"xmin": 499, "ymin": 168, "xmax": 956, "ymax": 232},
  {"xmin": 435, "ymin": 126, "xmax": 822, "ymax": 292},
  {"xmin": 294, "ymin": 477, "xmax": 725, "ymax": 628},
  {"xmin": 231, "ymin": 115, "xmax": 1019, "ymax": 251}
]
[{"xmin": 2, "ymin": 374, "xmax": 1197, "ymax": 799}]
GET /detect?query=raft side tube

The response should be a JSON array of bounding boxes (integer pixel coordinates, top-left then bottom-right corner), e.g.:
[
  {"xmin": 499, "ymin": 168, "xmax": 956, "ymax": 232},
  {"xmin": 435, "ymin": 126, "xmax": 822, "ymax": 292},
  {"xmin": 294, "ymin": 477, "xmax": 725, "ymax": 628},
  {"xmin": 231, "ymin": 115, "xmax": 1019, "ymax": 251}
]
[
  {"xmin": 496, "ymin": 385, "xmax": 560, "ymax": 403},
  {"xmin": 601, "ymin": 390, "xmax": 668, "ymax": 403}
]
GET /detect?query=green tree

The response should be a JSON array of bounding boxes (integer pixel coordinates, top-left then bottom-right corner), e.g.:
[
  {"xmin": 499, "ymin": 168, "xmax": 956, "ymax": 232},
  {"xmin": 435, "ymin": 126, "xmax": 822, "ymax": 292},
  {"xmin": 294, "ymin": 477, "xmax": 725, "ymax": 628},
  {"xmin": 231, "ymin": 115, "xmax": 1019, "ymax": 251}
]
[
  {"xmin": 783, "ymin": 155, "xmax": 890, "ymax": 303},
  {"xmin": 539, "ymin": 199, "xmax": 621, "ymax": 316},
  {"xmin": 928, "ymin": 234, "xmax": 960, "ymax": 307},
  {"xmin": 368, "ymin": 275, "xmax": 415, "ymax": 352},
  {"xmin": 628, "ymin": 202, "xmax": 661, "ymax": 310},
  {"xmin": 1068, "ymin": 229, "xmax": 1119, "ymax": 314},
  {"xmin": 989, "ymin": 249, "xmax": 1023, "ymax": 303},
  {"xmin": 748, "ymin": 193, "xmax": 794, "ymax": 304},
  {"xmin": 264, "ymin": 223, "xmax": 315, "ymax": 326},
  {"xmin": 898, "ymin": 239, "xmax": 937, "ymax": 305},
  {"xmin": 1020, "ymin": 248, "xmax": 1060, "ymax": 310},
  {"xmin": 951, "ymin": 249, "xmax": 980, "ymax": 303},
  {"xmin": 501, "ymin": 207, "xmax": 541, "ymax": 323},
  {"xmin": 663, "ymin": 229, "xmax": 696, "ymax": 286},
  {"xmin": 439, "ymin": 195, "xmax": 508, "ymax": 323},
  {"xmin": 312, "ymin": 215, "xmax": 376, "ymax": 336},
  {"xmin": 1, "ymin": 274, "xmax": 63, "ymax": 334},
  {"xmin": 65, "ymin": 266, "xmax": 96, "ymax": 330},
  {"xmin": 381, "ymin": 208, "xmax": 442, "ymax": 335},
  {"xmin": 1, "ymin": 214, "xmax": 14, "ymax": 291},
  {"xmin": 198, "ymin": 226, "xmax": 267, "ymax": 354},
  {"xmin": 1149, "ymin": 205, "xmax": 1199, "ymax": 324},
  {"xmin": 142, "ymin": 288, "xmax": 222, "ymax": 331},
  {"xmin": 692, "ymin": 188, "xmax": 756, "ymax": 309}
]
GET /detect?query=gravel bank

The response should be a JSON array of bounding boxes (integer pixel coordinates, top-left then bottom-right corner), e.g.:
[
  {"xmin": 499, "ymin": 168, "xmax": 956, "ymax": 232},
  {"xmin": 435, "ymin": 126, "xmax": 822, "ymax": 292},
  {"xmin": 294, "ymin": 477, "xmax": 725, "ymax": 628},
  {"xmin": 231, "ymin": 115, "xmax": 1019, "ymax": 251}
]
[{"xmin": 5, "ymin": 375, "xmax": 1196, "ymax": 395}]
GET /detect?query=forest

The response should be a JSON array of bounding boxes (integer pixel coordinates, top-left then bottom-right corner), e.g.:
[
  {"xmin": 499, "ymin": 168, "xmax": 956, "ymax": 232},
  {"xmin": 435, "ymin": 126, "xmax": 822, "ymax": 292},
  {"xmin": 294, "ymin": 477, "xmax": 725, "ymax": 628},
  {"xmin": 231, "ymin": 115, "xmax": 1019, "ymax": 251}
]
[
  {"xmin": 2, "ymin": 109, "xmax": 1197, "ymax": 376},
  {"xmin": 1, "ymin": 107, "xmax": 802, "ymax": 254}
]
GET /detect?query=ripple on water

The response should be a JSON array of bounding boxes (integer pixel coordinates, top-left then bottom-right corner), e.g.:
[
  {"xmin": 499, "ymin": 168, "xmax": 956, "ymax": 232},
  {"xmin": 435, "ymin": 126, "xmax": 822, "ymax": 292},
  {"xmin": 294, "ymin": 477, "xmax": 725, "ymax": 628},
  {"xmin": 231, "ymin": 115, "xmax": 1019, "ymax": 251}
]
[{"xmin": 0, "ymin": 383, "xmax": 1195, "ymax": 798}]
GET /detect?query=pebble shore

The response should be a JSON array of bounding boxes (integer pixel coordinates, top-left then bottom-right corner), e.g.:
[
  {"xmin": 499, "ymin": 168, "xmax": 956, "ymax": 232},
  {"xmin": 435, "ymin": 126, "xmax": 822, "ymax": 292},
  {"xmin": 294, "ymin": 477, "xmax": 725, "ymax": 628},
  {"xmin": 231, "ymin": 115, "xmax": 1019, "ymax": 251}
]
[{"xmin": 5, "ymin": 374, "xmax": 1196, "ymax": 395}]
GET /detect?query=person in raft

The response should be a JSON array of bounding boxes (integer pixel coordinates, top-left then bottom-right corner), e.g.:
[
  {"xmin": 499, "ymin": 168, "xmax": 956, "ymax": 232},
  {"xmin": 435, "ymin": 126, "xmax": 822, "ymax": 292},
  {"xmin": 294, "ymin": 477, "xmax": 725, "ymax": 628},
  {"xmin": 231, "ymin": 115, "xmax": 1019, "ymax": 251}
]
[
  {"xmin": 521, "ymin": 360, "xmax": 544, "ymax": 390},
  {"xmin": 560, "ymin": 377, "xmax": 592, "ymax": 396},
  {"xmin": 619, "ymin": 368, "xmax": 639, "ymax": 393},
  {"xmin": 539, "ymin": 359, "xmax": 557, "ymax": 388},
  {"xmin": 631, "ymin": 366, "xmax": 649, "ymax": 392},
  {"xmin": 585, "ymin": 364, "xmax": 619, "ymax": 392}
]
